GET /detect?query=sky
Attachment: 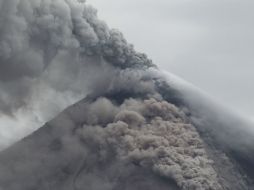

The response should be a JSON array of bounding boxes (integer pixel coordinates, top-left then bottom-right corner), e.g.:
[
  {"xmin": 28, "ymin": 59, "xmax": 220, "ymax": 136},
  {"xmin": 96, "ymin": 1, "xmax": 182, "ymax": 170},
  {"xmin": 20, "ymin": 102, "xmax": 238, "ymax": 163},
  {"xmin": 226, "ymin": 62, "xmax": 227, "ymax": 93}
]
[{"xmin": 89, "ymin": 0, "xmax": 254, "ymax": 120}]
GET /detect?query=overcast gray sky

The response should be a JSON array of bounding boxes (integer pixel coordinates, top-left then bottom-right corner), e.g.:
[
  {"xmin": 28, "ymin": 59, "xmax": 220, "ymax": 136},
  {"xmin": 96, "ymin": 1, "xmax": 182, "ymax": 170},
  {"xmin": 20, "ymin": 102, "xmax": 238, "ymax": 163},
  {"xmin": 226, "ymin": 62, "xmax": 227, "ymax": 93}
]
[{"xmin": 89, "ymin": 0, "xmax": 254, "ymax": 120}]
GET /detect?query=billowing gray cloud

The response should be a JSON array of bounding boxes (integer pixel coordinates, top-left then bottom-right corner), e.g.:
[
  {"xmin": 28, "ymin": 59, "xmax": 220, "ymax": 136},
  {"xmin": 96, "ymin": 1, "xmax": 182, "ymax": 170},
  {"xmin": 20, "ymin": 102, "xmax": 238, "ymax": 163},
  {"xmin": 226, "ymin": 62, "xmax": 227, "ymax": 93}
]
[
  {"xmin": 0, "ymin": 96, "xmax": 223, "ymax": 190},
  {"xmin": 0, "ymin": 0, "xmax": 155, "ymax": 146},
  {"xmin": 1, "ymin": 84, "xmax": 254, "ymax": 189},
  {"xmin": 90, "ymin": 0, "xmax": 254, "ymax": 119},
  {"xmin": 0, "ymin": 1, "xmax": 254, "ymax": 189},
  {"xmin": 0, "ymin": 0, "xmax": 154, "ymax": 115}
]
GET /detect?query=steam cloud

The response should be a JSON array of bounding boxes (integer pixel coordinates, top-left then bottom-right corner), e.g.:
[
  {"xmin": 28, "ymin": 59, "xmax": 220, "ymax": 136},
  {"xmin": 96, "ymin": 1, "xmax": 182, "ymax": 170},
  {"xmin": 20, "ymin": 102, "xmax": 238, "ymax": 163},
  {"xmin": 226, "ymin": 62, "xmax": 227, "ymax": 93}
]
[{"xmin": 0, "ymin": 0, "xmax": 254, "ymax": 190}]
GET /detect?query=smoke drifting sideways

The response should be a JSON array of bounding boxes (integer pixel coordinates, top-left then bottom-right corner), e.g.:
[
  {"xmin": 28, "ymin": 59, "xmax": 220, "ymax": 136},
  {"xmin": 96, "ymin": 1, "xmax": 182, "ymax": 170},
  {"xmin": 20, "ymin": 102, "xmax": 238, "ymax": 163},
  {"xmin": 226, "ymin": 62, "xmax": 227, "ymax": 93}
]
[{"xmin": 0, "ymin": 0, "xmax": 154, "ymax": 148}]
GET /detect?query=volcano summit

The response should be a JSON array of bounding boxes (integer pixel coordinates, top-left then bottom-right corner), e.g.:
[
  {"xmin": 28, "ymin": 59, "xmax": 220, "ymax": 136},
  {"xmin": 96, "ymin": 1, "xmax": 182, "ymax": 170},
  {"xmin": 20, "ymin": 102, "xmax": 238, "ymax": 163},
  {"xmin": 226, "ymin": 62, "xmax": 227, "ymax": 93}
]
[{"xmin": 0, "ymin": 0, "xmax": 254, "ymax": 190}]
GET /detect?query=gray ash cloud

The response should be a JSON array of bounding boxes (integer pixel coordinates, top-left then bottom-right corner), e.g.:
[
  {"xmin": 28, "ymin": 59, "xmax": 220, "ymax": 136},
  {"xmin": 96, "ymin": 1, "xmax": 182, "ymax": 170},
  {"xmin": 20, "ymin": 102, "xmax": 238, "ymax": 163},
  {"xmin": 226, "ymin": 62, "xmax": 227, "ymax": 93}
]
[
  {"xmin": 0, "ymin": 96, "xmax": 223, "ymax": 190},
  {"xmin": 0, "ymin": 1, "xmax": 254, "ymax": 190},
  {"xmin": 0, "ymin": 0, "xmax": 154, "ymax": 115}
]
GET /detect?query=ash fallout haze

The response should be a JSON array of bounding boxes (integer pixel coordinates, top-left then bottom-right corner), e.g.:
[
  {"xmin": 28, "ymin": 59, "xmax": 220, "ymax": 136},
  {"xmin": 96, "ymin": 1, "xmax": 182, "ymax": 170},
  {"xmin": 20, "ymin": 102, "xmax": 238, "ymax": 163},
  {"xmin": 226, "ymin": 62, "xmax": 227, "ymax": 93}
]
[{"xmin": 0, "ymin": 0, "xmax": 254, "ymax": 190}]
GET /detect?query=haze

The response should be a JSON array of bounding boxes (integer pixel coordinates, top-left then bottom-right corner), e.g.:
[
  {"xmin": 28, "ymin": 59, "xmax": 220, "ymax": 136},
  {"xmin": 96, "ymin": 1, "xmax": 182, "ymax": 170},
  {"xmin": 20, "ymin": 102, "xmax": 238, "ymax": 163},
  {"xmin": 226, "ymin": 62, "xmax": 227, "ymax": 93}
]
[{"xmin": 90, "ymin": 0, "xmax": 254, "ymax": 120}]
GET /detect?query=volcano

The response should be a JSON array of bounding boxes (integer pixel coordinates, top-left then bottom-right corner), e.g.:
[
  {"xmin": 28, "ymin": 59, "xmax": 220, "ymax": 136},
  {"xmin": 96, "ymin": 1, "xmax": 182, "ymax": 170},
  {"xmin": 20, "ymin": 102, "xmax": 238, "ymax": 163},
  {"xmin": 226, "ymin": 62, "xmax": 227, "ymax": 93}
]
[
  {"xmin": 0, "ymin": 0, "xmax": 254, "ymax": 190},
  {"xmin": 0, "ymin": 73, "xmax": 254, "ymax": 190}
]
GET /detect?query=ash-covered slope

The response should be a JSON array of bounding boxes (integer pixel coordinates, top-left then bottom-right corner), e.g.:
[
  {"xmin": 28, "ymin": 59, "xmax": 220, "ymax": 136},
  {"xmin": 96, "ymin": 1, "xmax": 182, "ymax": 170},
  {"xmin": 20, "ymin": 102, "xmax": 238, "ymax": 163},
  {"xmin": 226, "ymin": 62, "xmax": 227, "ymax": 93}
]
[{"xmin": 0, "ymin": 78, "xmax": 254, "ymax": 190}]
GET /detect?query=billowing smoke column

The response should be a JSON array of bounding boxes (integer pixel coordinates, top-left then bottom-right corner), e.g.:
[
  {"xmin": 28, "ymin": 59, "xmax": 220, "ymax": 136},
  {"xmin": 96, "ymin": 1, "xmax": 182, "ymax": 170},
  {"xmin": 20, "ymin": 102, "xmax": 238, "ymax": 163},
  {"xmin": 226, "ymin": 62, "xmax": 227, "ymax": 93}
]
[
  {"xmin": 0, "ymin": 0, "xmax": 154, "ymax": 147},
  {"xmin": 0, "ymin": 0, "xmax": 254, "ymax": 190},
  {"xmin": 0, "ymin": 0, "xmax": 153, "ymax": 114}
]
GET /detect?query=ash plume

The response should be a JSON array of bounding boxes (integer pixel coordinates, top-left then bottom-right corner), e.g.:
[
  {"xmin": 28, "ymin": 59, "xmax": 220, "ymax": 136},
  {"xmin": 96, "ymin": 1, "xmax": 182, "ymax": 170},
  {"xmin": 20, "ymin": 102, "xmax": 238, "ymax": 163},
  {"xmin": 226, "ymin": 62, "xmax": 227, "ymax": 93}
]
[
  {"xmin": 0, "ymin": 0, "xmax": 254, "ymax": 190},
  {"xmin": 0, "ymin": 0, "xmax": 154, "ymax": 115},
  {"xmin": 0, "ymin": 96, "xmax": 223, "ymax": 190},
  {"xmin": 0, "ymin": 0, "xmax": 154, "ymax": 147}
]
